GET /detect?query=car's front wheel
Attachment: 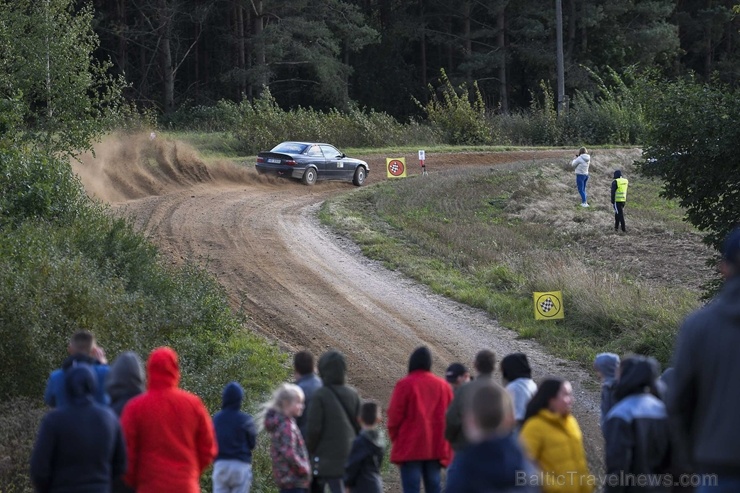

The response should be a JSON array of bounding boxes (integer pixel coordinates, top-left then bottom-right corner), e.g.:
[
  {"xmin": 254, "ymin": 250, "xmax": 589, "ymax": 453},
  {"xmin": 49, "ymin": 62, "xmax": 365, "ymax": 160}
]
[
  {"xmin": 302, "ymin": 168, "xmax": 317, "ymax": 186},
  {"xmin": 352, "ymin": 166, "xmax": 366, "ymax": 186}
]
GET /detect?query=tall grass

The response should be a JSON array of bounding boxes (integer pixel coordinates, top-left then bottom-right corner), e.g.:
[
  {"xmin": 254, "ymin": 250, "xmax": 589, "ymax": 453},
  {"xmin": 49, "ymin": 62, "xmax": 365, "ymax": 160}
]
[{"xmin": 320, "ymin": 151, "xmax": 702, "ymax": 368}]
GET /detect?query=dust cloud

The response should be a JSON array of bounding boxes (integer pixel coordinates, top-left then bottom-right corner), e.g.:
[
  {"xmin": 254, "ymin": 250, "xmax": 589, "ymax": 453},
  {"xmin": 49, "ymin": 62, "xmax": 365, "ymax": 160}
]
[{"xmin": 73, "ymin": 133, "xmax": 271, "ymax": 204}]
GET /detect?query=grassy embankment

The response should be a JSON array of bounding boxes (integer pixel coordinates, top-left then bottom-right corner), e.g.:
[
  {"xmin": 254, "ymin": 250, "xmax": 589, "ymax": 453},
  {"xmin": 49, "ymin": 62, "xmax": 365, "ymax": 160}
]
[{"xmin": 319, "ymin": 149, "xmax": 704, "ymax": 367}]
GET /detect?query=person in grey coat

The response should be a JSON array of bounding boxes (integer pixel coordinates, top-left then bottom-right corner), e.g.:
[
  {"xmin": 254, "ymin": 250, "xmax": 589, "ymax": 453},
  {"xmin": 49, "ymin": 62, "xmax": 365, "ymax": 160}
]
[
  {"xmin": 106, "ymin": 351, "xmax": 146, "ymax": 418},
  {"xmin": 306, "ymin": 350, "xmax": 361, "ymax": 493},
  {"xmin": 668, "ymin": 226, "xmax": 740, "ymax": 492}
]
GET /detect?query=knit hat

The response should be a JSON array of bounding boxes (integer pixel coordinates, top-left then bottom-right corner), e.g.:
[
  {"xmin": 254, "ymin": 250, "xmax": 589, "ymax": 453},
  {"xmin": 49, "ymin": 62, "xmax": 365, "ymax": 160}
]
[
  {"xmin": 722, "ymin": 227, "xmax": 740, "ymax": 266},
  {"xmin": 594, "ymin": 353, "xmax": 620, "ymax": 381},
  {"xmin": 613, "ymin": 170, "xmax": 622, "ymax": 178}
]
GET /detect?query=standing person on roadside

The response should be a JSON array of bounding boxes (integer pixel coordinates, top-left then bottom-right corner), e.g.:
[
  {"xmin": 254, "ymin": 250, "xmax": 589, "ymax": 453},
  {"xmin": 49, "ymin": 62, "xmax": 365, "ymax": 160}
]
[
  {"xmin": 594, "ymin": 353, "xmax": 620, "ymax": 428},
  {"xmin": 212, "ymin": 382, "xmax": 258, "ymax": 493},
  {"xmin": 262, "ymin": 383, "xmax": 311, "ymax": 493},
  {"xmin": 500, "ymin": 353, "xmax": 537, "ymax": 428},
  {"xmin": 306, "ymin": 350, "xmax": 361, "ymax": 493},
  {"xmin": 571, "ymin": 147, "xmax": 591, "ymax": 207},
  {"xmin": 519, "ymin": 378, "xmax": 593, "ymax": 493},
  {"xmin": 603, "ymin": 355, "xmax": 671, "ymax": 493},
  {"xmin": 44, "ymin": 330, "xmax": 111, "ymax": 408},
  {"xmin": 445, "ymin": 363, "xmax": 471, "ymax": 392},
  {"xmin": 294, "ymin": 350, "xmax": 323, "ymax": 440},
  {"xmin": 31, "ymin": 365, "xmax": 127, "ymax": 493},
  {"xmin": 611, "ymin": 170, "xmax": 628, "ymax": 233},
  {"xmin": 120, "ymin": 347, "xmax": 217, "ymax": 493},
  {"xmin": 669, "ymin": 226, "xmax": 740, "ymax": 493},
  {"xmin": 446, "ymin": 350, "xmax": 497, "ymax": 451},
  {"xmin": 106, "ymin": 351, "xmax": 146, "ymax": 493},
  {"xmin": 387, "ymin": 346, "xmax": 453, "ymax": 493}
]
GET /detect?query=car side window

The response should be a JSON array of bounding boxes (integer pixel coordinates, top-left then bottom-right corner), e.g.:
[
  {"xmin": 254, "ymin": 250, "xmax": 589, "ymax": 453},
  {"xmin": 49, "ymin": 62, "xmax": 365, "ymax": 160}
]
[
  {"xmin": 320, "ymin": 145, "xmax": 342, "ymax": 159},
  {"xmin": 307, "ymin": 145, "xmax": 322, "ymax": 157}
]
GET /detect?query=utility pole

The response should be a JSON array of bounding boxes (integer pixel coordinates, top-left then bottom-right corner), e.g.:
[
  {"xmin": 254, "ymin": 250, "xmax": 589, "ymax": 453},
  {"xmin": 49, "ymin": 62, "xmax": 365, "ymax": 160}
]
[{"xmin": 555, "ymin": 0, "xmax": 565, "ymax": 116}]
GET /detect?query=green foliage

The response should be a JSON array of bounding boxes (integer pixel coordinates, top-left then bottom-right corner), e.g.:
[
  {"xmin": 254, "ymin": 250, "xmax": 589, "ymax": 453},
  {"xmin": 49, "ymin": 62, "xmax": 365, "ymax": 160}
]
[
  {"xmin": 638, "ymin": 77, "xmax": 740, "ymax": 258},
  {"xmin": 414, "ymin": 69, "xmax": 492, "ymax": 145},
  {"xmin": 170, "ymin": 89, "xmax": 442, "ymax": 153},
  {"xmin": 0, "ymin": 149, "xmax": 87, "ymax": 226},
  {"xmin": 0, "ymin": 147, "xmax": 288, "ymax": 491},
  {"xmin": 0, "ymin": 0, "xmax": 126, "ymax": 156}
]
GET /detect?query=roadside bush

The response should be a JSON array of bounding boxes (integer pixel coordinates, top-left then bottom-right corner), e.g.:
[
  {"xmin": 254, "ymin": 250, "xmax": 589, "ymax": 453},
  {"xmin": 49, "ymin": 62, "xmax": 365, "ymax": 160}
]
[{"xmin": 0, "ymin": 147, "xmax": 288, "ymax": 492}]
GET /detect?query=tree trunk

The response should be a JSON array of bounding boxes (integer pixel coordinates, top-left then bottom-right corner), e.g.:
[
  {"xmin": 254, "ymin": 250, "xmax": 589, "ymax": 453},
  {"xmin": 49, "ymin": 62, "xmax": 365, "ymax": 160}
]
[
  {"xmin": 117, "ymin": 0, "xmax": 127, "ymax": 76},
  {"xmin": 157, "ymin": 0, "xmax": 174, "ymax": 113},
  {"xmin": 253, "ymin": 0, "xmax": 266, "ymax": 91},
  {"xmin": 420, "ymin": 0, "xmax": 427, "ymax": 97},
  {"xmin": 245, "ymin": 5, "xmax": 253, "ymax": 99},
  {"xmin": 236, "ymin": 0, "xmax": 246, "ymax": 98},
  {"xmin": 497, "ymin": 4, "xmax": 508, "ymax": 113},
  {"xmin": 462, "ymin": 1, "xmax": 472, "ymax": 85},
  {"xmin": 566, "ymin": 0, "xmax": 576, "ymax": 60}
]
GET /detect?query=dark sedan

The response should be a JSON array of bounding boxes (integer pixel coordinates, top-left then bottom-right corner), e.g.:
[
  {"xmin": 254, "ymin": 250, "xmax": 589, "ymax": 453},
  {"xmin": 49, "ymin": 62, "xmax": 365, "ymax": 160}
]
[{"xmin": 256, "ymin": 141, "xmax": 369, "ymax": 186}]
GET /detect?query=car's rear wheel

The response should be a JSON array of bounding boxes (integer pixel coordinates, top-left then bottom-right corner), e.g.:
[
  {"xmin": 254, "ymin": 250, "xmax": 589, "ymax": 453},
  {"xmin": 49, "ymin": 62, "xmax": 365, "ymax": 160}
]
[
  {"xmin": 352, "ymin": 166, "xmax": 366, "ymax": 186},
  {"xmin": 302, "ymin": 168, "xmax": 317, "ymax": 186}
]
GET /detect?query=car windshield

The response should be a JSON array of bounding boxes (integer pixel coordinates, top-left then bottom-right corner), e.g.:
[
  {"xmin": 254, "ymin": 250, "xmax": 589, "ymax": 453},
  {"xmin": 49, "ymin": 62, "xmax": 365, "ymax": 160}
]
[{"xmin": 271, "ymin": 142, "xmax": 309, "ymax": 154}]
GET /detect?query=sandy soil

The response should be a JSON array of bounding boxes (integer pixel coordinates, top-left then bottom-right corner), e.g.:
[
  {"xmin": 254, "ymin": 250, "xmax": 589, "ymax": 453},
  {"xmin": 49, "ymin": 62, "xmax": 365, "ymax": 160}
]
[{"xmin": 76, "ymin": 135, "xmax": 615, "ymax": 482}]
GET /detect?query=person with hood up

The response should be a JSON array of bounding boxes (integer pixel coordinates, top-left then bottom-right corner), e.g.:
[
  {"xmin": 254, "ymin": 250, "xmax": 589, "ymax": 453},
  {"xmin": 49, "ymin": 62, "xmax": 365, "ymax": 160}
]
[
  {"xmin": 387, "ymin": 346, "xmax": 453, "ymax": 493},
  {"xmin": 603, "ymin": 356, "xmax": 671, "ymax": 493},
  {"xmin": 571, "ymin": 147, "xmax": 591, "ymax": 207},
  {"xmin": 446, "ymin": 382, "xmax": 539, "ymax": 493},
  {"xmin": 106, "ymin": 351, "xmax": 146, "ymax": 418},
  {"xmin": 262, "ymin": 383, "xmax": 311, "ymax": 493},
  {"xmin": 519, "ymin": 378, "xmax": 593, "ymax": 493},
  {"xmin": 501, "ymin": 353, "xmax": 538, "ymax": 427},
  {"xmin": 44, "ymin": 330, "xmax": 110, "ymax": 408},
  {"xmin": 669, "ymin": 226, "xmax": 740, "ymax": 492},
  {"xmin": 594, "ymin": 353, "xmax": 620, "ymax": 428},
  {"xmin": 105, "ymin": 351, "xmax": 146, "ymax": 493},
  {"xmin": 212, "ymin": 382, "xmax": 258, "ymax": 493},
  {"xmin": 306, "ymin": 350, "xmax": 361, "ymax": 493},
  {"xmin": 343, "ymin": 400, "xmax": 386, "ymax": 493},
  {"xmin": 31, "ymin": 364, "xmax": 126, "ymax": 493},
  {"xmin": 611, "ymin": 170, "xmax": 629, "ymax": 233},
  {"xmin": 120, "ymin": 347, "xmax": 217, "ymax": 493}
]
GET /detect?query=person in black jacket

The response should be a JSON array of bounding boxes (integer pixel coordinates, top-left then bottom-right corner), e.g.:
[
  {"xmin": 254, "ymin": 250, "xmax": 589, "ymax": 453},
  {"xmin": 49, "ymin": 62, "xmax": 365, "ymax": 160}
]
[
  {"xmin": 604, "ymin": 355, "xmax": 671, "ymax": 493},
  {"xmin": 343, "ymin": 400, "xmax": 385, "ymax": 493},
  {"xmin": 31, "ymin": 364, "xmax": 126, "ymax": 493}
]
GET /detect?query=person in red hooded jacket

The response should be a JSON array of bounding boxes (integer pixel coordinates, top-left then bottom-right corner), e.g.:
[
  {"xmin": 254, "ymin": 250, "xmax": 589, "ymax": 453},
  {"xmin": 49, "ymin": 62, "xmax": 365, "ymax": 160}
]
[
  {"xmin": 387, "ymin": 346, "xmax": 453, "ymax": 493},
  {"xmin": 120, "ymin": 347, "xmax": 217, "ymax": 493}
]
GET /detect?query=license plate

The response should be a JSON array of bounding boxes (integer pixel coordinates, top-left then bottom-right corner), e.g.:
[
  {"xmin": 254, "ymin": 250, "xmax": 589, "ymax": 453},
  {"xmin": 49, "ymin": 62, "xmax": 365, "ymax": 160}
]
[{"xmin": 267, "ymin": 158, "xmax": 281, "ymax": 164}]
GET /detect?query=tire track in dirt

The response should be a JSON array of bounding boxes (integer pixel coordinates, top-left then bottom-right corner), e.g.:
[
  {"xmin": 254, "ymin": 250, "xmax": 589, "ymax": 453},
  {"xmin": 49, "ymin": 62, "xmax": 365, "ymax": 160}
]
[{"xmin": 76, "ymin": 137, "xmax": 604, "ymax": 477}]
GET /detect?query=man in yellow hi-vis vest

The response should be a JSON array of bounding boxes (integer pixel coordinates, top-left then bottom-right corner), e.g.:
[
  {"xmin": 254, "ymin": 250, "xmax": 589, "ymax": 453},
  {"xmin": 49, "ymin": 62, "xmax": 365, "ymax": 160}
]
[{"xmin": 611, "ymin": 170, "xmax": 629, "ymax": 232}]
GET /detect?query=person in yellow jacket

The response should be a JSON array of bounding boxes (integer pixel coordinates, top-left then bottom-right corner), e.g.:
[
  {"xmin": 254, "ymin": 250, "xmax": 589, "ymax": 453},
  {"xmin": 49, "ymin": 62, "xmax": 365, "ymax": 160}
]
[
  {"xmin": 611, "ymin": 170, "xmax": 628, "ymax": 233},
  {"xmin": 519, "ymin": 378, "xmax": 594, "ymax": 493}
]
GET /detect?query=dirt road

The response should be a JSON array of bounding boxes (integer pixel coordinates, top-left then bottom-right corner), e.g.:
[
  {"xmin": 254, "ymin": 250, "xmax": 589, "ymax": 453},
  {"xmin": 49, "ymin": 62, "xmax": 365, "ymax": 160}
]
[{"xmin": 76, "ymin": 135, "xmax": 604, "ymax": 473}]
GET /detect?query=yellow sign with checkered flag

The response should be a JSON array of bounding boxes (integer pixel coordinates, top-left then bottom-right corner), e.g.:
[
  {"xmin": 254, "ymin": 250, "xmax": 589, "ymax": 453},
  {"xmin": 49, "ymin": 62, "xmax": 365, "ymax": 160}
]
[
  {"xmin": 533, "ymin": 291, "xmax": 564, "ymax": 320},
  {"xmin": 386, "ymin": 157, "xmax": 407, "ymax": 178}
]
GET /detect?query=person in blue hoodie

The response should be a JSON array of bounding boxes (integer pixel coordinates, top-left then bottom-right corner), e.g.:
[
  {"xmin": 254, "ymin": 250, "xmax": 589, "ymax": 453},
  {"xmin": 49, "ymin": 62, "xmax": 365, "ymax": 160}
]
[
  {"xmin": 603, "ymin": 355, "xmax": 671, "ymax": 493},
  {"xmin": 31, "ymin": 364, "xmax": 126, "ymax": 493},
  {"xmin": 212, "ymin": 381, "xmax": 258, "ymax": 493},
  {"xmin": 594, "ymin": 353, "xmax": 620, "ymax": 428},
  {"xmin": 446, "ymin": 381, "xmax": 539, "ymax": 493}
]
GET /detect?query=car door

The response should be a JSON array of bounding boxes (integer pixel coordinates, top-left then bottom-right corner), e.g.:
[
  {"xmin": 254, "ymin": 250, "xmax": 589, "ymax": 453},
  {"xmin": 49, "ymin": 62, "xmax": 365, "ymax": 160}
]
[
  {"xmin": 305, "ymin": 144, "xmax": 326, "ymax": 173},
  {"xmin": 320, "ymin": 145, "xmax": 345, "ymax": 179}
]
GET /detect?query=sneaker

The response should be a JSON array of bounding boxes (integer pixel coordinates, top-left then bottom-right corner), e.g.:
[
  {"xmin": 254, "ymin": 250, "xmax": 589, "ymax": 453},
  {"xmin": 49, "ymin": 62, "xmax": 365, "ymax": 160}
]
[{"xmin": 581, "ymin": 202, "xmax": 589, "ymax": 207}]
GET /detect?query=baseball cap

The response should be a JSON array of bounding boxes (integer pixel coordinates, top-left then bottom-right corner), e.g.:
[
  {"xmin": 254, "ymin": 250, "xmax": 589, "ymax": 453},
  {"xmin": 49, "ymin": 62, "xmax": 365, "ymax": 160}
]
[
  {"xmin": 445, "ymin": 363, "xmax": 469, "ymax": 383},
  {"xmin": 722, "ymin": 227, "xmax": 740, "ymax": 266}
]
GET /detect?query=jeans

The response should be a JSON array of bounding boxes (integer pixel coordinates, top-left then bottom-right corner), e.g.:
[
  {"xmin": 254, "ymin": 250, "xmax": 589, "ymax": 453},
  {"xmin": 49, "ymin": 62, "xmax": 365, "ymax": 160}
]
[
  {"xmin": 311, "ymin": 477, "xmax": 344, "ymax": 493},
  {"xmin": 213, "ymin": 460, "xmax": 252, "ymax": 493},
  {"xmin": 576, "ymin": 174, "xmax": 589, "ymax": 203},
  {"xmin": 400, "ymin": 460, "xmax": 441, "ymax": 493},
  {"xmin": 697, "ymin": 475, "xmax": 740, "ymax": 493}
]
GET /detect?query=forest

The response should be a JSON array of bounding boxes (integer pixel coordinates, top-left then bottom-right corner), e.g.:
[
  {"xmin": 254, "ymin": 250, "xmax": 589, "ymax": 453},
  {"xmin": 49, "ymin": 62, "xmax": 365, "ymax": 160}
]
[{"xmin": 86, "ymin": 0, "xmax": 740, "ymax": 118}]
